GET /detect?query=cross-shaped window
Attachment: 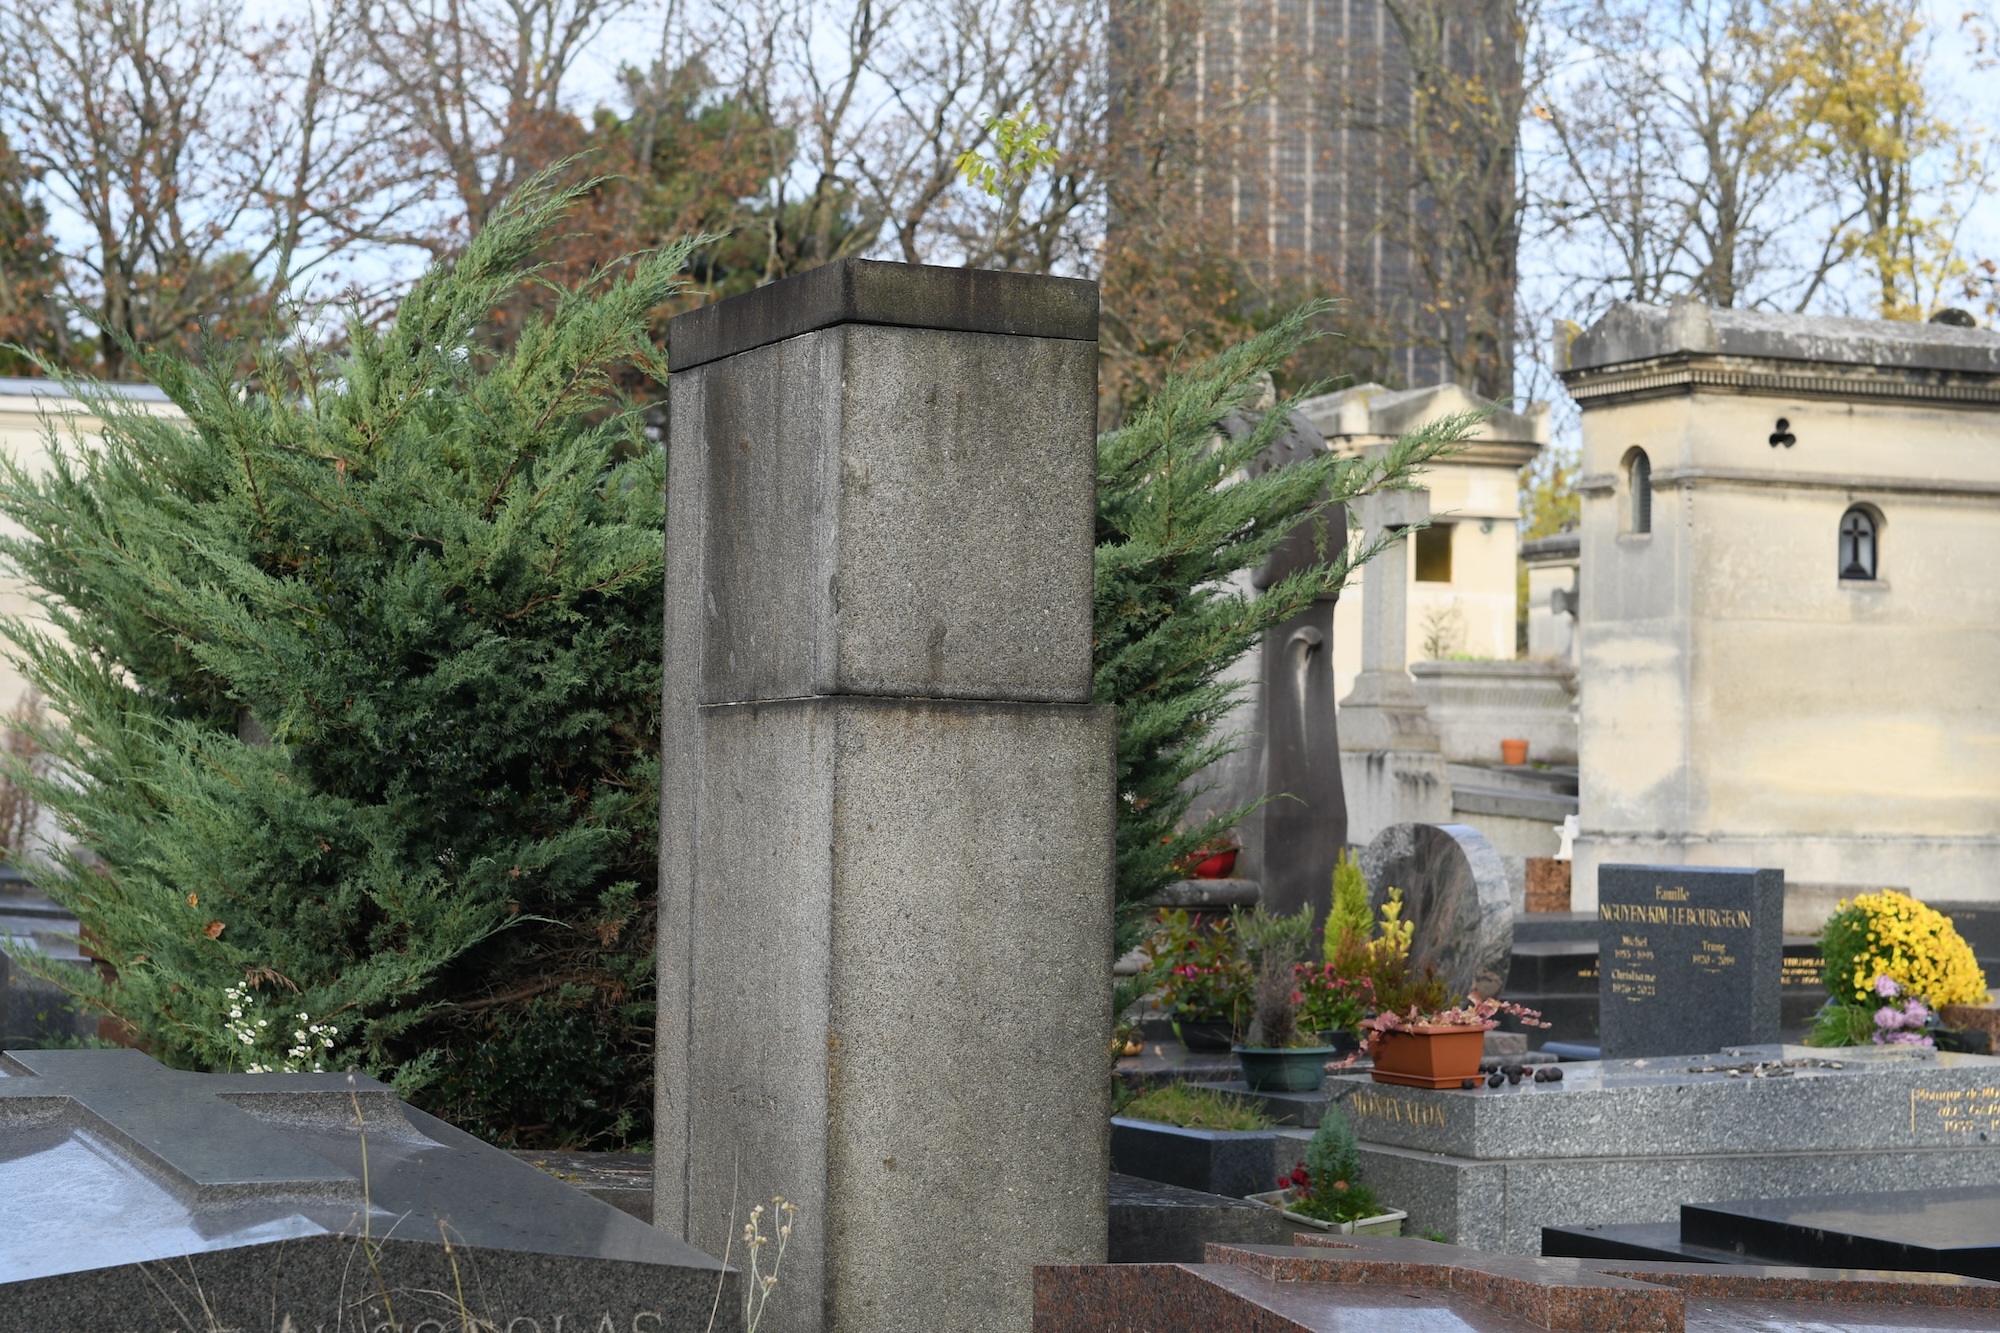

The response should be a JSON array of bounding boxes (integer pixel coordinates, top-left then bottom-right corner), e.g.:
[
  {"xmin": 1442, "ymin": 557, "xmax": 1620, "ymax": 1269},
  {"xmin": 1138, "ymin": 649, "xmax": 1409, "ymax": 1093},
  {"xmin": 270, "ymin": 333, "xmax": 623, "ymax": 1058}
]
[{"xmin": 1839, "ymin": 507, "xmax": 1877, "ymax": 581}]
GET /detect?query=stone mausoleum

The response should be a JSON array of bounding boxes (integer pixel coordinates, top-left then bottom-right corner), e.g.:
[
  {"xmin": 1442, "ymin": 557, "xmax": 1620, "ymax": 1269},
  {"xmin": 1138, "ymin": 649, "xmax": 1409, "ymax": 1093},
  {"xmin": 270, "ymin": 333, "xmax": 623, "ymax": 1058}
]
[{"xmin": 1560, "ymin": 301, "xmax": 2000, "ymax": 908}]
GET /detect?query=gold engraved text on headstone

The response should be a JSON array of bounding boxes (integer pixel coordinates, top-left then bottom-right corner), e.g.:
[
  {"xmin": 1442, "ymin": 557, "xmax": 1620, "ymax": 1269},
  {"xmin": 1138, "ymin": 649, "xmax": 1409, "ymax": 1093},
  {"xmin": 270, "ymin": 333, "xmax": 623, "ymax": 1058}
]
[
  {"xmin": 1345, "ymin": 1091, "xmax": 1447, "ymax": 1130},
  {"xmin": 1599, "ymin": 903, "xmax": 1753, "ymax": 929},
  {"xmin": 1911, "ymin": 1086, "xmax": 2000, "ymax": 1136}
]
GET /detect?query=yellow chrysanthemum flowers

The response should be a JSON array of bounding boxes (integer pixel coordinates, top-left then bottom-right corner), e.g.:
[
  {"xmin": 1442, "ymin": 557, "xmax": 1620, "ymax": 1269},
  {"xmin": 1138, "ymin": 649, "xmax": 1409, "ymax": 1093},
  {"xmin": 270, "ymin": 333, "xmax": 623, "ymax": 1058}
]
[{"xmin": 1822, "ymin": 890, "xmax": 1988, "ymax": 1008}]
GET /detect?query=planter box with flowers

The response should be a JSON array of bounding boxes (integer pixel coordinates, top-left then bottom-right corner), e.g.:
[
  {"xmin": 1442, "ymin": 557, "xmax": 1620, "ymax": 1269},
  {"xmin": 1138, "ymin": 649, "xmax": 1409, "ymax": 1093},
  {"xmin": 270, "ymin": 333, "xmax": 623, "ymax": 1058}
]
[
  {"xmin": 1244, "ymin": 1189, "xmax": 1407, "ymax": 1235},
  {"xmin": 1247, "ymin": 1099, "xmax": 1402, "ymax": 1234},
  {"xmin": 1359, "ymin": 995, "xmax": 1549, "ymax": 1089}
]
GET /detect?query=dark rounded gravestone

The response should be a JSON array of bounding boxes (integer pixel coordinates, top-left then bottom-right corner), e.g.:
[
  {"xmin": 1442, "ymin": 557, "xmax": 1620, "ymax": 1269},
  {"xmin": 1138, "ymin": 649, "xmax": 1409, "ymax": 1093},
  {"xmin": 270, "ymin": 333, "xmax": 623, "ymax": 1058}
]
[{"xmin": 1359, "ymin": 823, "xmax": 1514, "ymax": 1002}]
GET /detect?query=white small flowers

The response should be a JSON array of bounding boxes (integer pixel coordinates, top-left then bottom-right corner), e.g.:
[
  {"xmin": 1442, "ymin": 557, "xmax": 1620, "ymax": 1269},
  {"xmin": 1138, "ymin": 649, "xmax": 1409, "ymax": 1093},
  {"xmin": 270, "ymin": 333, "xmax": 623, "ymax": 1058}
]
[{"xmin": 221, "ymin": 984, "xmax": 340, "ymax": 1073}]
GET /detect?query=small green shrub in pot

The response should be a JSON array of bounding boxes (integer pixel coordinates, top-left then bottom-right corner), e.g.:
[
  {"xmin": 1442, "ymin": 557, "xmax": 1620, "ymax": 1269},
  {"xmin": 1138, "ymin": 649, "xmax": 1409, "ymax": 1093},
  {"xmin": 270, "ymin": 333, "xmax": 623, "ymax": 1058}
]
[{"xmin": 1276, "ymin": 1106, "xmax": 1382, "ymax": 1224}]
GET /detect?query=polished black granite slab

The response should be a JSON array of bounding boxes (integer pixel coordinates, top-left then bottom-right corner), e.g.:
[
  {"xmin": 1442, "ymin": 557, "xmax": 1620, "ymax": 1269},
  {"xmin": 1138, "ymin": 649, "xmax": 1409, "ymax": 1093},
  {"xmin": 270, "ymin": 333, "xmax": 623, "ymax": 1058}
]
[
  {"xmin": 1684, "ymin": 1187, "xmax": 2000, "ymax": 1280},
  {"xmin": 1547, "ymin": 1185, "xmax": 2000, "ymax": 1283},
  {"xmin": 0, "ymin": 1048, "xmax": 734, "ymax": 1331}
]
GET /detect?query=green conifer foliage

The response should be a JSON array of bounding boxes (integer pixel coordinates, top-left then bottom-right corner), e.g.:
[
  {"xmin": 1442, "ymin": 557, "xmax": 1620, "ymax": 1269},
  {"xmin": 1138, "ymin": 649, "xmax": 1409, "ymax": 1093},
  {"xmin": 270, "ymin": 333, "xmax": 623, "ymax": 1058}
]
[
  {"xmin": 0, "ymin": 174, "xmax": 696, "ymax": 1147},
  {"xmin": 1094, "ymin": 306, "xmax": 1478, "ymax": 952}
]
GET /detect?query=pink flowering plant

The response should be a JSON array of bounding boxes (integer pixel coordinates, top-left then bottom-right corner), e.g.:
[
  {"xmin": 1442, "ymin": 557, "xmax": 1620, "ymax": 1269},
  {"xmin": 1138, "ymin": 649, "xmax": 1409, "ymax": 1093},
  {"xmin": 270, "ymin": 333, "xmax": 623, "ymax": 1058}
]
[
  {"xmin": 1141, "ymin": 909, "xmax": 1252, "ymax": 1025},
  {"xmin": 1869, "ymin": 975, "xmax": 1938, "ymax": 1048},
  {"xmin": 1295, "ymin": 964, "xmax": 1373, "ymax": 1040},
  {"xmin": 1810, "ymin": 972, "xmax": 1947, "ymax": 1048},
  {"xmin": 1354, "ymin": 993, "xmax": 1548, "ymax": 1057}
]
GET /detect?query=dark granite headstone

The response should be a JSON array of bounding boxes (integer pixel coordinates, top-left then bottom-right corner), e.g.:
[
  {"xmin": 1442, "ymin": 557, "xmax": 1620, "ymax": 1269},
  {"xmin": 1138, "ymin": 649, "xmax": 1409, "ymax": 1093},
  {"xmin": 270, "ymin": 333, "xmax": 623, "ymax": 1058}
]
[
  {"xmin": 0, "ymin": 1049, "xmax": 735, "ymax": 1332},
  {"xmin": 1596, "ymin": 864, "xmax": 1784, "ymax": 1058},
  {"xmin": 1359, "ymin": 823, "xmax": 1513, "ymax": 1001}
]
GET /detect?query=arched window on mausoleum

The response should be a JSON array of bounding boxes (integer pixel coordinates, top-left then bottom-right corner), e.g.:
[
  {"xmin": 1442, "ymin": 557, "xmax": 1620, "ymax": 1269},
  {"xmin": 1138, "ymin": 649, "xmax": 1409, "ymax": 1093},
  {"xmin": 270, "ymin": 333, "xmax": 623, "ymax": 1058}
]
[
  {"xmin": 1626, "ymin": 449, "xmax": 1652, "ymax": 534},
  {"xmin": 1839, "ymin": 506, "xmax": 1878, "ymax": 581}
]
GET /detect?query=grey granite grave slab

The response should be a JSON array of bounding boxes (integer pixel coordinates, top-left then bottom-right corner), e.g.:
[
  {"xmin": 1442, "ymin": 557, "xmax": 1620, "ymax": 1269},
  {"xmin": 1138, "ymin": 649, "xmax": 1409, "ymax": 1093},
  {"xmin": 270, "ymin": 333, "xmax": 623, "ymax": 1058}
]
[
  {"xmin": 1109, "ymin": 1117, "xmax": 1287, "ymax": 1200},
  {"xmin": 1597, "ymin": 864, "xmax": 1783, "ymax": 1058},
  {"xmin": 0, "ymin": 1049, "xmax": 734, "ymax": 1332},
  {"xmin": 1107, "ymin": 1173, "xmax": 1292, "ymax": 1263},
  {"xmin": 1329, "ymin": 1043, "xmax": 2000, "ymax": 1255},
  {"xmin": 1360, "ymin": 823, "xmax": 1513, "ymax": 1000}
]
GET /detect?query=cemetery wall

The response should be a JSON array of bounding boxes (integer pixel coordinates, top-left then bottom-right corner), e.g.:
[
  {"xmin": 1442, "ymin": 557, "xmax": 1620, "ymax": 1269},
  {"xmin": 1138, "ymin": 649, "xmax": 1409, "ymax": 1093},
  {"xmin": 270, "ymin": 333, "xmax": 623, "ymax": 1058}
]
[{"xmin": 1562, "ymin": 304, "xmax": 2000, "ymax": 907}]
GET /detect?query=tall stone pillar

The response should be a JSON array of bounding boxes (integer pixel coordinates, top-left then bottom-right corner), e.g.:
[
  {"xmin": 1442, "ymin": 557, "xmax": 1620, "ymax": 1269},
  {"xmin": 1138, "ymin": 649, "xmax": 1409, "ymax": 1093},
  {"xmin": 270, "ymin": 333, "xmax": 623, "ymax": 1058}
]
[
  {"xmin": 656, "ymin": 260, "xmax": 1115, "ymax": 1333},
  {"xmin": 1338, "ymin": 482, "xmax": 1450, "ymax": 845}
]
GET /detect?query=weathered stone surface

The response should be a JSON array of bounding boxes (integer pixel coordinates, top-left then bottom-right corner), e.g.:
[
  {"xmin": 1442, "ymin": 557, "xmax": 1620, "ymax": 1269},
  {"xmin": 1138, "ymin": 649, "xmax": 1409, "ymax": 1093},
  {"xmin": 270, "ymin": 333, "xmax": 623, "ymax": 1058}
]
[
  {"xmin": 1237, "ymin": 409, "xmax": 1348, "ymax": 920},
  {"xmin": 1597, "ymin": 864, "xmax": 1784, "ymax": 1058},
  {"xmin": 667, "ymin": 257, "xmax": 1097, "ymax": 370},
  {"xmin": 672, "ymin": 323, "xmax": 1097, "ymax": 706},
  {"xmin": 1568, "ymin": 298, "xmax": 2000, "ymax": 375},
  {"xmin": 658, "ymin": 262, "xmax": 1114, "ymax": 1333},
  {"xmin": 0, "ymin": 1050, "xmax": 731, "ymax": 1332},
  {"xmin": 1360, "ymin": 823, "xmax": 1513, "ymax": 1001}
]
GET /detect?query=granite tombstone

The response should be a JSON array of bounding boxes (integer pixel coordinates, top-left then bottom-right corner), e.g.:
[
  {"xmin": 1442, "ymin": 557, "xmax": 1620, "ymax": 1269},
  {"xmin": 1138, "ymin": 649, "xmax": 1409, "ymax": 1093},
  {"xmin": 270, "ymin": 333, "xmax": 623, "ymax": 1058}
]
[
  {"xmin": 1596, "ymin": 863, "xmax": 1784, "ymax": 1058},
  {"xmin": 1329, "ymin": 1041, "xmax": 2000, "ymax": 1253},
  {"xmin": 1358, "ymin": 822, "xmax": 1512, "ymax": 1001},
  {"xmin": 0, "ymin": 1048, "xmax": 734, "ymax": 1333}
]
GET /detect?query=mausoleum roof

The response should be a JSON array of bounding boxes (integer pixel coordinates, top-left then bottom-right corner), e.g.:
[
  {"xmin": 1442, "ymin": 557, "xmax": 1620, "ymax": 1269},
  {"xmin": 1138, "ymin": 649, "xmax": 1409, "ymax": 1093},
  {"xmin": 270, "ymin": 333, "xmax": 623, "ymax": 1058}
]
[
  {"xmin": 1295, "ymin": 380, "xmax": 1549, "ymax": 448},
  {"xmin": 1567, "ymin": 300, "xmax": 2000, "ymax": 376}
]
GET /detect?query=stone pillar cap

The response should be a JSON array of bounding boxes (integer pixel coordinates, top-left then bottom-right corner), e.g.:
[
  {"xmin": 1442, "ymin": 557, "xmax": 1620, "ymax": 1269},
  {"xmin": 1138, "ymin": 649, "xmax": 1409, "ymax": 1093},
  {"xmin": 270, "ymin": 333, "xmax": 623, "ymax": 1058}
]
[{"xmin": 667, "ymin": 258, "xmax": 1098, "ymax": 369}]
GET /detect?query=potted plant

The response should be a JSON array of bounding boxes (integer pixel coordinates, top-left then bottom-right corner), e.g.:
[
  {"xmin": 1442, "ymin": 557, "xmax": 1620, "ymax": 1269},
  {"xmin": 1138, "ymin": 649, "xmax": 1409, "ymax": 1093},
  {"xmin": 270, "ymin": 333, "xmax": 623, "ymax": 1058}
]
[
  {"xmin": 1304, "ymin": 853, "xmax": 1379, "ymax": 1054},
  {"xmin": 1362, "ymin": 994, "xmax": 1548, "ymax": 1089},
  {"xmin": 1295, "ymin": 963, "xmax": 1370, "ymax": 1055},
  {"xmin": 1141, "ymin": 909, "xmax": 1251, "ymax": 1052},
  {"xmin": 1181, "ymin": 831, "xmax": 1240, "ymax": 880},
  {"xmin": 1248, "ymin": 1104, "xmax": 1404, "ymax": 1235},
  {"xmin": 1232, "ymin": 904, "xmax": 1336, "ymax": 1091},
  {"xmin": 1806, "ymin": 890, "xmax": 1989, "ymax": 1048}
]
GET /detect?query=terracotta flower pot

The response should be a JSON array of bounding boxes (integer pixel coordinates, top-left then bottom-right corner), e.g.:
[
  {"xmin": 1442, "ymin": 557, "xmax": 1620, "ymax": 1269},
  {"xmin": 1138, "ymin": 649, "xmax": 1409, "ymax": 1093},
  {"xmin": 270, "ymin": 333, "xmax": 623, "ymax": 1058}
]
[
  {"xmin": 1369, "ymin": 1025, "xmax": 1489, "ymax": 1089},
  {"xmin": 1190, "ymin": 847, "xmax": 1238, "ymax": 879},
  {"xmin": 1500, "ymin": 738, "xmax": 1530, "ymax": 765}
]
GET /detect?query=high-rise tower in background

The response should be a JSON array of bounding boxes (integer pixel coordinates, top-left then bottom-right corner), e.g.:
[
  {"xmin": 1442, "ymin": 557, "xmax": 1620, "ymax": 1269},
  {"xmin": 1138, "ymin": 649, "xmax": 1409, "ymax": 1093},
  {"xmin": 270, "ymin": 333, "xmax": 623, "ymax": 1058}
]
[{"xmin": 1112, "ymin": 0, "xmax": 1523, "ymax": 398}]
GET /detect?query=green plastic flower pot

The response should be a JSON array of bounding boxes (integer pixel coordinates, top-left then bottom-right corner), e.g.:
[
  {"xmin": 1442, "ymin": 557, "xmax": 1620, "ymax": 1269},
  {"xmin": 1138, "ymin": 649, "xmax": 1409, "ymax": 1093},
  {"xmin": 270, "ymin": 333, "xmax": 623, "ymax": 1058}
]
[{"xmin": 1233, "ymin": 1045, "xmax": 1337, "ymax": 1092}]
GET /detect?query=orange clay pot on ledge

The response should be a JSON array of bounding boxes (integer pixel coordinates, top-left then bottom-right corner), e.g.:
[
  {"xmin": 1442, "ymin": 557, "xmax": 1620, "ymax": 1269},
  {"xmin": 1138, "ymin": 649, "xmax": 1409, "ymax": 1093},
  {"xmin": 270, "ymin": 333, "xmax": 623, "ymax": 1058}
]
[
  {"xmin": 1500, "ymin": 738, "xmax": 1530, "ymax": 765},
  {"xmin": 1368, "ymin": 1025, "xmax": 1489, "ymax": 1089}
]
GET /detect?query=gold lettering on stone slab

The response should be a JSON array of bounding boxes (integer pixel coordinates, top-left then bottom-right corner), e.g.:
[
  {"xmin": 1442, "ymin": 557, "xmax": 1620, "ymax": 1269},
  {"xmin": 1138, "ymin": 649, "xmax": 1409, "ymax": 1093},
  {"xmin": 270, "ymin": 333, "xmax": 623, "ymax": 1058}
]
[
  {"xmin": 1782, "ymin": 954, "xmax": 1826, "ymax": 988},
  {"xmin": 1691, "ymin": 938, "xmax": 1737, "ymax": 972},
  {"xmin": 1600, "ymin": 903, "xmax": 1754, "ymax": 930},
  {"xmin": 1911, "ymin": 1087, "xmax": 2000, "ymax": 1136},
  {"xmin": 1346, "ymin": 1090, "xmax": 1448, "ymax": 1130},
  {"xmin": 1608, "ymin": 932, "xmax": 1658, "ymax": 1000},
  {"xmin": 1654, "ymin": 887, "xmax": 1689, "ymax": 902}
]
